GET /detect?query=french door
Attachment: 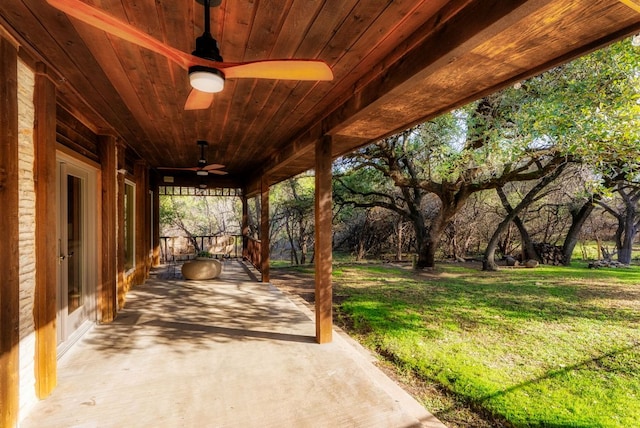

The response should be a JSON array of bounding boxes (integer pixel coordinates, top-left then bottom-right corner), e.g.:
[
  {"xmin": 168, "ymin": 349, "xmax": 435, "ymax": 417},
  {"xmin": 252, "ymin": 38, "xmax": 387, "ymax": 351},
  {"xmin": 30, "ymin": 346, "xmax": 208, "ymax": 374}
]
[{"xmin": 57, "ymin": 157, "xmax": 97, "ymax": 354}]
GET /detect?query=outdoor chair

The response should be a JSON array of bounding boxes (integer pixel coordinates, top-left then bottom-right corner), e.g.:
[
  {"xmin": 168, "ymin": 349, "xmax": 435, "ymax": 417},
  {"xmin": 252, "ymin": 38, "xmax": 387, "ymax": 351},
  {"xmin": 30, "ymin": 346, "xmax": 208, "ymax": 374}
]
[{"xmin": 208, "ymin": 235, "xmax": 235, "ymax": 259}]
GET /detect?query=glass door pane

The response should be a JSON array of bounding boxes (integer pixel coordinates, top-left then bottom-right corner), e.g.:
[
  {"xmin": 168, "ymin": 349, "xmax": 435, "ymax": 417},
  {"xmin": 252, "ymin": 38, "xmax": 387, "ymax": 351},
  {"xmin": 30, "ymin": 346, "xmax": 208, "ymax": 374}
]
[
  {"xmin": 67, "ymin": 175, "xmax": 83, "ymax": 314},
  {"xmin": 57, "ymin": 157, "xmax": 97, "ymax": 355}
]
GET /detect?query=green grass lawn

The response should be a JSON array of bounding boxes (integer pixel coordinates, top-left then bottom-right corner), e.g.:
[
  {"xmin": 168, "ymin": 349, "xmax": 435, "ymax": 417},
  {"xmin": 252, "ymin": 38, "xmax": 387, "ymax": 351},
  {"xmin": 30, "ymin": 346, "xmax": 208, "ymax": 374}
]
[
  {"xmin": 572, "ymin": 241, "xmax": 640, "ymax": 262},
  {"xmin": 330, "ymin": 262, "xmax": 640, "ymax": 427}
]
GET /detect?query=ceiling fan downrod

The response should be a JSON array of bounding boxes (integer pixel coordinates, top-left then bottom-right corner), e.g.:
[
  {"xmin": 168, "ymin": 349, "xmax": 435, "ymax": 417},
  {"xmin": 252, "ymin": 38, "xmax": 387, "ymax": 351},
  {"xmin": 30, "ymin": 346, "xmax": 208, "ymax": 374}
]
[
  {"xmin": 196, "ymin": 140, "xmax": 209, "ymax": 175},
  {"xmin": 193, "ymin": 0, "xmax": 222, "ymax": 62},
  {"xmin": 189, "ymin": 0, "xmax": 225, "ymax": 93}
]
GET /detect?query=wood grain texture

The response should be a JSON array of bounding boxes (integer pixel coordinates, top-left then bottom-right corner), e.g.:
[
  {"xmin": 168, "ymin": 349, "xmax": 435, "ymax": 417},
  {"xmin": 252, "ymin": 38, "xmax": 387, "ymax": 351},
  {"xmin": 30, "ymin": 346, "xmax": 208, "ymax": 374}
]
[
  {"xmin": 134, "ymin": 160, "xmax": 149, "ymax": 285},
  {"xmin": 2, "ymin": 0, "xmax": 637, "ymax": 245},
  {"xmin": 34, "ymin": 66, "xmax": 58, "ymax": 399},
  {"xmin": 98, "ymin": 134, "xmax": 117, "ymax": 322},
  {"xmin": 116, "ymin": 140, "xmax": 126, "ymax": 309},
  {"xmin": 0, "ymin": 36, "xmax": 19, "ymax": 428},
  {"xmin": 315, "ymin": 135, "xmax": 333, "ymax": 344},
  {"xmin": 619, "ymin": 0, "xmax": 640, "ymax": 13},
  {"xmin": 152, "ymin": 182, "xmax": 160, "ymax": 266},
  {"xmin": 0, "ymin": 0, "xmax": 638, "ymax": 185},
  {"xmin": 241, "ymin": 194, "xmax": 249, "ymax": 259},
  {"xmin": 260, "ymin": 175, "xmax": 270, "ymax": 283}
]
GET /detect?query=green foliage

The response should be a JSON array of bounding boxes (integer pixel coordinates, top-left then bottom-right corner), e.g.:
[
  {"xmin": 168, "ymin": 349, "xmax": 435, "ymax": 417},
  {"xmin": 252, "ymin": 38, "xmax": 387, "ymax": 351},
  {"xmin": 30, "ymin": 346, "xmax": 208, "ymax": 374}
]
[
  {"xmin": 333, "ymin": 263, "xmax": 640, "ymax": 427},
  {"xmin": 269, "ymin": 176, "xmax": 317, "ymax": 264},
  {"xmin": 333, "ymin": 37, "xmax": 639, "ymax": 268},
  {"xmin": 159, "ymin": 194, "xmax": 242, "ymax": 237},
  {"xmin": 518, "ymin": 37, "xmax": 640, "ymax": 181}
]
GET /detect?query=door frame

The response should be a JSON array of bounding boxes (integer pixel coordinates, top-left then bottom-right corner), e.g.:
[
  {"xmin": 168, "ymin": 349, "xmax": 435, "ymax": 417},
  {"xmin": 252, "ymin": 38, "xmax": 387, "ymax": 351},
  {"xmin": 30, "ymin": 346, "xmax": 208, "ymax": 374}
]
[{"xmin": 56, "ymin": 150, "xmax": 99, "ymax": 356}]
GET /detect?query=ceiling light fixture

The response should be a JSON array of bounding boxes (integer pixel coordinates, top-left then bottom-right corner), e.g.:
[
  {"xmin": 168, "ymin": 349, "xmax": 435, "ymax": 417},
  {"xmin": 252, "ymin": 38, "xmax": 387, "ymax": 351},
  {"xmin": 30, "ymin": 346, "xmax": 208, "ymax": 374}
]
[
  {"xmin": 189, "ymin": 66, "xmax": 225, "ymax": 93},
  {"xmin": 196, "ymin": 169, "xmax": 209, "ymax": 176}
]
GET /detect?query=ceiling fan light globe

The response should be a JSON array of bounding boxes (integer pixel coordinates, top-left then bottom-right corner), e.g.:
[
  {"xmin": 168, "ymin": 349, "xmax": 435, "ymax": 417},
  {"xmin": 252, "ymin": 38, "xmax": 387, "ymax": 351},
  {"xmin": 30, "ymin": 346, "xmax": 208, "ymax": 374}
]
[
  {"xmin": 189, "ymin": 66, "xmax": 225, "ymax": 93},
  {"xmin": 196, "ymin": 170, "xmax": 209, "ymax": 176}
]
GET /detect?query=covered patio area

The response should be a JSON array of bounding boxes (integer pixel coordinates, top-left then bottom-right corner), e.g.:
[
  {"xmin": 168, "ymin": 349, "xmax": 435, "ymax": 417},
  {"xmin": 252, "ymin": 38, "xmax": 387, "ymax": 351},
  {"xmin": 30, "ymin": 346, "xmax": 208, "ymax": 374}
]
[{"xmin": 20, "ymin": 260, "xmax": 444, "ymax": 428}]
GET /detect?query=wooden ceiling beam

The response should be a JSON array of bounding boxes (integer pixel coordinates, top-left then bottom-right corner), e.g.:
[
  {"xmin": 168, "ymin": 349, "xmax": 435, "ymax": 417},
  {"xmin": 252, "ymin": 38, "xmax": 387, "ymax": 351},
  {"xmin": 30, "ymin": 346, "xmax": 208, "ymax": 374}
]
[
  {"xmin": 327, "ymin": 0, "xmax": 555, "ymax": 138},
  {"xmin": 259, "ymin": 0, "xmax": 640, "ymax": 186},
  {"xmin": 2, "ymin": 0, "xmax": 638, "ymax": 187},
  {"xmin": 331, "ymin": 0, "xmax": 640, "ymax": 142},
  {"xmin": 0, "ymin": 0, "xmax": 151, "ymax": 157},
  {"xmin": 258, "ymin": 0, "xmax": 555, "ymax": 184}
]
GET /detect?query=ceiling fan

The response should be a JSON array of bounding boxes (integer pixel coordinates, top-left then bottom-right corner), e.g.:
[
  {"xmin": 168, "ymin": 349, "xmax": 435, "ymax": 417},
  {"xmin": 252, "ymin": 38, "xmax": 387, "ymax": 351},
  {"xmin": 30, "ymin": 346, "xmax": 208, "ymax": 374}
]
[
  {"xmin": 157, "ymin": 141, "xmax": 227, "ymax": 176},
  {"xmin": 46, "ymin": 0, "xmax": 334, "ymax": 110}
]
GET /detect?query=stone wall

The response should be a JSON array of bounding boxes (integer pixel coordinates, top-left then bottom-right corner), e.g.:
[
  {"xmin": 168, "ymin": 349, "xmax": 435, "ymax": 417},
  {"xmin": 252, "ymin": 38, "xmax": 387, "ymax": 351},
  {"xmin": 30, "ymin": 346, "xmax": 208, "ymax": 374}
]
[{"xmin": 17, "ymin": 59, "xmax": 37, "ymax": 417}]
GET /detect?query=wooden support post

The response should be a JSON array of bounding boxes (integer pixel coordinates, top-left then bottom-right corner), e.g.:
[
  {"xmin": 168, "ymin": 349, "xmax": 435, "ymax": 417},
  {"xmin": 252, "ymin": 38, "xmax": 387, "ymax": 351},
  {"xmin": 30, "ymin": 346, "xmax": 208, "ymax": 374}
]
[
  {"xmin": 33, "ymin": 64, "xmax": 58, "ymax": 398},
  {"xmin": 98, "ymin": 135, "xmax": 117, "ymax": 322},
  {"xmin": 116, "ymin": 141, "xmax": 125, "ymax": 308},
  {"xmin": 315, "ymin": 135, "xmax": 333, "ymax": 344},
  {"xmin": 260, "ymin": 176, "xmax": 270, "ymax": 282},
  {"xmin": 134, "ymin": 160, "xmax": 148, "ymax": 284},
  {"xmin": 241, "ymin": 193, "xmax": 249, "ymax": 260},
  {"xmin": 152, "ymin": 182, "xmax": 160, "ymax": 266},
  {"xmin": 0, "ymin": 35, "xmax": 20, "ymax": 427}
]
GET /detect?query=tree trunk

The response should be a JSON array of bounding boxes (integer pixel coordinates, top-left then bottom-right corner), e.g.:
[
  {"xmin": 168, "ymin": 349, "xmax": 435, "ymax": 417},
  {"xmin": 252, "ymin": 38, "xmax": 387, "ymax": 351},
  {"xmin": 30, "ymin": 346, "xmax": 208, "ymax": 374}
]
[
  {"xmin": 513, "ymin": 216, "xmax": 538, "ymax": 261},
  {"xmin": 561, "ymin": 197, "xmax": 597, "ymax": 265},
  {"xmin": 395, "ymin": 220, "xmax": 403, "ymax": 261},
  {"xmin": 300, "ymin": 237, "xmax": 308, "ymax": 264},
  {"xmin": 598, "ymin": 185, "xmax": 640, "ymax": 265},
  {"xmin": 415, "ymin": 212, "xmax": 451, "ymax": 269},
  {"xmin": 414, "ymin": 225, "xmax": 429, "ymax": 268},
  {"xmin": 356, "ymin": 240, "xmax": 365, "ymax": 261},
  {"xmin": 496, "ymin": 186, "xmax": 538, "ymax": 261},
  {"xmin": 416, "ymin": 237, "xmax": 438, "ymax": 269},
  {"xmin": 413, "ymin": 214, "xmax": 437, "ymax": 268},
  {"xmin": 285, "ymin": 217, "xmax": 299, "ymax": 265},
  {"xmin": 298, "ymin": 218, "xmax": 308, "ymax": 264},
  {"xmin": 483, "ymin": 164, "xmax": 566, "ymax": 271},
  {"xmin": 483, "ymin": 219, "xmax": 507, "ymax": 271},
  {"xmin": 618, "ymin": 211, "xmax": 637, "ymax": 264},
  {"xmin": 497, "ymin": 223, "xmax": 512, "ymax": 256}
]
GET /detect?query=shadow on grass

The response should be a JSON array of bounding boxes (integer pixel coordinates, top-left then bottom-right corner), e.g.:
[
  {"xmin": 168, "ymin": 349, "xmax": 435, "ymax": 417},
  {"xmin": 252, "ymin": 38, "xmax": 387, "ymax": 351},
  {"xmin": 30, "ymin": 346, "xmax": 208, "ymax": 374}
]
[
  {"xmin": 484, "ymin": 340, "xmax": 639, "ymax": 396},
  {"xmin": 336, "ymin": 263, "xmax": 640, "ymax": 328},
  {"xmin": 272, "ymin": 264, "xmax": 640, "ymax": 427},
  {"xmin": 433, "ymin": 342, "xmax": 640, "ymax": 428}
]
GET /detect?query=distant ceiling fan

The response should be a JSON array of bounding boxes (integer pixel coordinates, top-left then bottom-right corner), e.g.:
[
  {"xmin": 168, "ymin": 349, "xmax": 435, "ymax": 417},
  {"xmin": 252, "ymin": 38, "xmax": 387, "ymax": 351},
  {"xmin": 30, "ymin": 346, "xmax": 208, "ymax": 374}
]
[
  {"xmin": 157, "ymin": 141, "xmax": 227, "ymax": 176},
  {"xmin": 46, "ymin": 0, "xmax": 334, "ymax": 110}
]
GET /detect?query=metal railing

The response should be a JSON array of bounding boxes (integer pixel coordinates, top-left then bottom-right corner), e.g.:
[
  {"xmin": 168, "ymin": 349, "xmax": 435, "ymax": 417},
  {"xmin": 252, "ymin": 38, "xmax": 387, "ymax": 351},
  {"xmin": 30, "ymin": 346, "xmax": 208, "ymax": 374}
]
[
  {"xmin": 159, "ymin": 234, "xmax": 243, "ymax": 263},
  {"xmin": 159, "ymin": 234, "xmax": 263, "ymax": 272},
  {"xmin": 244, "ymin": 236, "xmax": 262, "ymax": 271}
]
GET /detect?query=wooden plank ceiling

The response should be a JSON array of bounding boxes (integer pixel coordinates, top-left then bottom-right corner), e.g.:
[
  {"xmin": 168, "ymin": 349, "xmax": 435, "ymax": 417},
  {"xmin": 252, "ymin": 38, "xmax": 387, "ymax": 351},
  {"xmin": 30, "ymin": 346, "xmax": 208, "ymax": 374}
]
[{"xmin": 1, "ymin": 0, "xmax": 639, "ymax": 189}]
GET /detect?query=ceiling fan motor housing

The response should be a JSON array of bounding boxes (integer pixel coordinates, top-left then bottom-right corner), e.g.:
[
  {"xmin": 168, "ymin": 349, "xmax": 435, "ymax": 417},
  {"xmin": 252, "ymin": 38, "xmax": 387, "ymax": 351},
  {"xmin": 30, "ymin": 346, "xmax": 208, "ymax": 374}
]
[
  {"xmin": 193, "ymin": 31, "xmax": 223, "ymax": 62},
  {"xmin": 189, "ymin": 31, "xmax": 225, "ymax": 92}
]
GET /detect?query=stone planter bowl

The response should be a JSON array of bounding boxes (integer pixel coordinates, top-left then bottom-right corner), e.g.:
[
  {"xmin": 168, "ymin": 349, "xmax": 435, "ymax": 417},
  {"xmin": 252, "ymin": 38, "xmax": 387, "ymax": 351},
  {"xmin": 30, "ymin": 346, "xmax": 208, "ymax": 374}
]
[{"xmin": 181, "ymin": 259, "xmax": 222, "ymax": 280}]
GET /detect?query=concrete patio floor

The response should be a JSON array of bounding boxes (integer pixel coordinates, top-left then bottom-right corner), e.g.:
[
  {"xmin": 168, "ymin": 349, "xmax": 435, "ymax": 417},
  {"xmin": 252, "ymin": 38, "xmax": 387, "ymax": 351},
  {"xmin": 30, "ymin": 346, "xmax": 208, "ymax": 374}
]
[{"xmin": 21, "ymin": 260, "xmax": 446, "ymax": 428}]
